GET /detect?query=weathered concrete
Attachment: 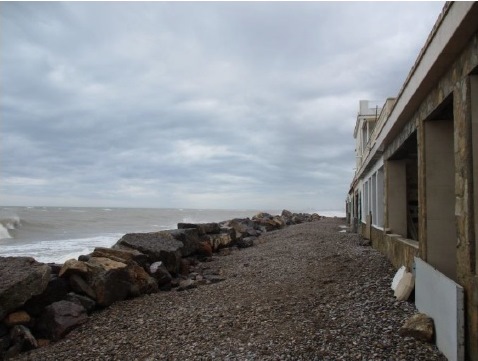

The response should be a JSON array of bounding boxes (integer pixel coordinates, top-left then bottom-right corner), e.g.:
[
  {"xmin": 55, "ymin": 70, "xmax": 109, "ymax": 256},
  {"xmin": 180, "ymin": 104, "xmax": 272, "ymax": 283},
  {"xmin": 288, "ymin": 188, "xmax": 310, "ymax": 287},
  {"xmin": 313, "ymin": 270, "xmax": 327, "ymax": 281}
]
[{"xmin": 364, "ymin": 226, "xmax": 419, "ymax": 270}]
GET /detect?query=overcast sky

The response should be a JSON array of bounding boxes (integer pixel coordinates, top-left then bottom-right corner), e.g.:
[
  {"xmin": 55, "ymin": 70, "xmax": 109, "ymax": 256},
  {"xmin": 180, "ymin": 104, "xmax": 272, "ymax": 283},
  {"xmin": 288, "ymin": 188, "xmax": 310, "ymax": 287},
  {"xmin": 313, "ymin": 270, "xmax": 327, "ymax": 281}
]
[{"xmin": 1, "ymin": 1, "xmax": 444, "ymax": 212}]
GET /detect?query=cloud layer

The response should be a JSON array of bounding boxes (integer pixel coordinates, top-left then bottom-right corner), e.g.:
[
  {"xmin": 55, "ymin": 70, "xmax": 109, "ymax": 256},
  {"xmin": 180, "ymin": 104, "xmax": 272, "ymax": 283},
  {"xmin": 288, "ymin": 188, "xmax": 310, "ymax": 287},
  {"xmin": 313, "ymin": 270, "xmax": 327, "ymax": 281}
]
[{"xmin": 1, "ymin": 2, "xmax": 444, "ymax": 211}]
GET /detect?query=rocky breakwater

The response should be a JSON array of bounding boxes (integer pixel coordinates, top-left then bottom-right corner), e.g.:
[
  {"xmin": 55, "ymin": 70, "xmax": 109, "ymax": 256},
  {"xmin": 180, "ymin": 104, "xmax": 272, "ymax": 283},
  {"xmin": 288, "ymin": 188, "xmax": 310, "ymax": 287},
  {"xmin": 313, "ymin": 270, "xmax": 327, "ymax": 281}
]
[{"xmin": 0, "ymin": 210, "xmax": 321, "ymax": 360}]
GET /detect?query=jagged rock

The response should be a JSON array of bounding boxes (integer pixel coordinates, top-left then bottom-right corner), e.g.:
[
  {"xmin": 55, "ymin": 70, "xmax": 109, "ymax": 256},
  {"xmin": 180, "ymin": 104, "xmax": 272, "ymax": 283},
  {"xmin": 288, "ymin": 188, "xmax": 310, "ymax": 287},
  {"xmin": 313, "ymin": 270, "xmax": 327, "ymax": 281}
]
[
  {"xmin": 82, "ymin": 257, "xmax": 157, "ymax": 306},
  {"xmin": 394, "ymin": 271, "xmax": 415, "ymax": 301},
  {"xmin": 149, "ymin": 262, "xmax": 172, "ymax": 289},
  {"xmin": 78, "ymin": 255, "xmax": 90, "ymax": 262},
  {"xmin": 59, "ymin": 259, "xmax": 88, "ymax": 278},
  {"xmin": 65, "ymin": 293, "xmax": 96, "ymax": 313},
  {"xmin": 291, "ymin": 215, "xmax": 304, "ymax": 224},
  {"xmin": 281, "ymin": 209, "xmax": 293, "ymax": 218},
  {"xmin": 0, "ymin": 335, "xmax": 11, "ymax": 358},
  {"xmin": 23, "ymin": 275, "xmax": 70, "ymax": 316},
  {"xmin": 90, "ymin": 247, "xmax": 149, "ymax": 268},
  {"xmin": 227, "ymin": 218, "xmax": 259, "ymax": 239},
  {"xmin": 47, "ymin": 263, "xmax": 62, "ymax": 275},
  {"xmin": 8, "ymin": 325, "xmax": 37, "ymax": 356},
  {"xmin": 126, "ymin": 264, "xmax": 158, "ymax": 297},
  {"xmin": 36, "ymin": 301, "xmax": 88, "ymax": 341},
  {"xmin": 310, "ymin": 213, "xmax": 321, "ymax": 221},
  {"xmin": 392, "ymin": 266, "xmax": 406, "ymax": 291},
  {"xmin": 237, "ymin": 237, "xmax": 255, "ymax": 248},
  {"xmin": 69, "ymin": 274, "xmax": 96, "ymax": 300},
  {"xmin": 220, "ymin": 226, "xmax": 237, "ymax": 242},
  {"xmin": 0, "ymin": 324, "xmax": 8, "ymax": 337},
  {"xmin": 177, "ymin": 222, "xmax": 221, "ymax": 235},
  {"xmin": 253, "ymin": 212, "xmax": 274, "ymax": 219},
  {"xmin": 115, "ymin": 232, "xmax": 183, "ymax": 275},
  {"xmin": 86, "ymin": 257, "xmax": 126, "ymax": 271},
  {"xmin": 0, "ymin": 257, "xmax": 51, "ymax": 319},
  {"xmin": 85, "ymin": 258, "xmax": 131, "ymax": 307},
  {"xmin": 399, "ymin": 313, "xmax": 434, "ymax": 342},
  {"xmin": 196, "ymin": 241, "xmax": 213, "ymax": 258},
  {"xmin": 250, "ymin": 228, "xmax": 263, "ymax": 237},
  {"xmin": 165, "ymin": 229, "xmax": 201, "ymax": 257},
  {"xmin": 3, "ymin": 311, "xmax": 31, "ymax": 327},
  {"xmin": 176, "ymin": 279, "xmax": 197, "ymax": 292},
  {"xmin": 179, "ymin": 259, "xmax": 191, "ymax": 276},
  {"xmin": 253, "ymin": 212, "xmax": 285, "ymax": 229},
  {"xmin": 204, "ymin": 233, "xmax": 233, "ymax": 251}
]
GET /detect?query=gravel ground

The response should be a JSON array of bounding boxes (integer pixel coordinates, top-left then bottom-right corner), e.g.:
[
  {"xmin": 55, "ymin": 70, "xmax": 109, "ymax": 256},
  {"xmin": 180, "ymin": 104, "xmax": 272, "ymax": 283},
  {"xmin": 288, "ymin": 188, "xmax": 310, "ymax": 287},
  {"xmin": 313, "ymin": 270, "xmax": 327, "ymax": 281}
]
[{"xmin": 16, "ymin": 218, "xmax": 445, "ymax": 361}]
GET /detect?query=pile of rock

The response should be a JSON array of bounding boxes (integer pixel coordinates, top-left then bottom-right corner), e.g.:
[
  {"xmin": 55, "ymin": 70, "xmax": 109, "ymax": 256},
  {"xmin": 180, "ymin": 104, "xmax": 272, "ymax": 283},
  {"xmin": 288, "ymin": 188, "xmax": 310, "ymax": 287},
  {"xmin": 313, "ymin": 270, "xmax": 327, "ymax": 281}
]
[{"xmin": 0, "ymin": 210, "xmax": 321, "ymax": 359}]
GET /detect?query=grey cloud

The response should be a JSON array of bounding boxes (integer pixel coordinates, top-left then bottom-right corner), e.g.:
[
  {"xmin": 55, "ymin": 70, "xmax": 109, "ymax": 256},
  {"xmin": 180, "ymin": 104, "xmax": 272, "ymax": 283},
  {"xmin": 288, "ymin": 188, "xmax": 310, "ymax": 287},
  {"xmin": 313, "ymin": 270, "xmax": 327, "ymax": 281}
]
[{"xmin": 1, "ymin": 1, "xmax": 445, "ymax": 210}]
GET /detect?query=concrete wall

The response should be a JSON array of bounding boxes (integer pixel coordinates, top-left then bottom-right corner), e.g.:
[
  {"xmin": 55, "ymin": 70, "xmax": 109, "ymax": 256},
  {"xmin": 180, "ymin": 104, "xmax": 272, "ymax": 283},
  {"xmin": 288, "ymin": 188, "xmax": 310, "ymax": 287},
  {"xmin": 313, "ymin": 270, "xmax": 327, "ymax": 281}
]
[
  {"xmin": 361, "ymin": 224, "xmax": 419, "ymax": 270},
  {"xmin": 386, "ymin": 160, "xmax": 407, "ymax": 236},
  {"xmin": 424, "ymin": 119, "xmax": 457, "ymax": 281}
]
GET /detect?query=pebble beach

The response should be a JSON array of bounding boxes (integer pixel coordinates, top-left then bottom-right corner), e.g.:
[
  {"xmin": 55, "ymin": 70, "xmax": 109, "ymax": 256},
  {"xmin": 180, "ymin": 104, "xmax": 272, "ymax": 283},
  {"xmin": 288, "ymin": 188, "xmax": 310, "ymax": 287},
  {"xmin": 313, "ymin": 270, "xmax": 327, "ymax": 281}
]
[{"xmin": 15, "ymin": 218, "xmax": 445, "ymax": 361}]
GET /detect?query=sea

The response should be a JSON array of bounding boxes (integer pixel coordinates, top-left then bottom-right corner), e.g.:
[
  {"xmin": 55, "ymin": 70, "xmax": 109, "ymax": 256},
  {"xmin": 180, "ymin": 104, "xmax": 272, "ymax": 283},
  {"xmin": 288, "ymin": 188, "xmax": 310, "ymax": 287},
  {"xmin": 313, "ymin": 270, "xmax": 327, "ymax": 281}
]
[{"xmin": 0, "ymin": 206, "xmax": 344, "ymax": 264}]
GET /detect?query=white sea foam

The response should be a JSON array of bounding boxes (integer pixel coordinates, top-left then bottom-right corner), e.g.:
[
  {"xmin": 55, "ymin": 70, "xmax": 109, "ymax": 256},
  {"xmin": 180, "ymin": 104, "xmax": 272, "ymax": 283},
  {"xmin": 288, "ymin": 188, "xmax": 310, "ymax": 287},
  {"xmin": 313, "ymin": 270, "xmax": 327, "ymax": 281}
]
[
  {"xmin": 6, "ymin": 215, "xmax": 21, "ymax": 229},
  {"xmin": 0, "ymin": 224, "xmax": 12, "ymax": 239},
  {"xmin": 0, "ymin": 234, "xmax": 122, "ymax": 264},
  {"xmin": 0, "ymin": 215, "xmax": 21, "ymax": 240},
  {"xmin": 316, "ymin": 210, "xmax": 346, "ymax": 218}
]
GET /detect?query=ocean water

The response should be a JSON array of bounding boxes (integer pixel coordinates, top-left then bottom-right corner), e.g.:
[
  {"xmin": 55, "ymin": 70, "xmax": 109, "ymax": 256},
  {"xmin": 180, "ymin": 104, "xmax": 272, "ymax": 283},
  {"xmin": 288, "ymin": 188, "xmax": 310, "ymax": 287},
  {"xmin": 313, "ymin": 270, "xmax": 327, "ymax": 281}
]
[{"xmin": 0, "ymin": 207, "xmax": 344, "ymax": 264}]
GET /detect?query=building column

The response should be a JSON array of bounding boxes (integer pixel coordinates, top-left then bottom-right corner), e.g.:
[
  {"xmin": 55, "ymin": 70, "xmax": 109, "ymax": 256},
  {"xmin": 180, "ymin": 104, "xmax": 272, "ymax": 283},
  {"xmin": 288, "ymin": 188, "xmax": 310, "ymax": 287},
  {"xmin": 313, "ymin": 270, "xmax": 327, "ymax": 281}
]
[{"xmin": 454, "ymin": 76, "xmax": 478, "ymax": 361}]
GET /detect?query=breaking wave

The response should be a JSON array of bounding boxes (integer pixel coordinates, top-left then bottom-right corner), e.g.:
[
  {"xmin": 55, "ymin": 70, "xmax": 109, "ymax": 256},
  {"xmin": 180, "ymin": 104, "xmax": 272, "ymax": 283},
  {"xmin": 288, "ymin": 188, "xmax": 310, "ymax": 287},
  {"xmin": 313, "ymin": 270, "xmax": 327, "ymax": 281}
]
[
  {"xmin": 0, "ymin": 234, "xmax": 121, "ymax": 264},
  {"xmin": 0, "ymin": 215, "xmax": 21, "ymax": 240}
]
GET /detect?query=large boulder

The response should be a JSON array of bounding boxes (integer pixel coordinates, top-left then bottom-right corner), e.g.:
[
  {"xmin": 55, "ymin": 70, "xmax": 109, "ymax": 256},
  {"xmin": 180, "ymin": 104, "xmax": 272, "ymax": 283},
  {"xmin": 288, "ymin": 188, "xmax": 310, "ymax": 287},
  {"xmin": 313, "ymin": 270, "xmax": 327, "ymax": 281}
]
[
  {"xmin": 203, "ymin": 233, "xmax": 233, "ymax": 251},
  {"xmin": 252, "ymin": 213, "xmax": 285, "ymax": 231},
  {"xmin": 36, "ymin": 301, "xmax": 88, "ymax": 341},
  {"xmin": 149, "ymin": 262, "xmax": 172, "ymax": 289},
  {"xmin": 196, "ymin": 241, "xmax": 213, "ymax": 258},
  {"xmin": 399, "ymin": 313, "xmax": 434, "ymax": 342},
  {"xmin": 65, "ymin": 293, "xmax": 96, "ymax": 314},
  {"xmin": 84, "ymin": 257, "xmax": 158, "ymax": 307},
  {"xmin": 164, "ymin": 229, "xmax": 201, "ymax": 257},
  {"xmin": 69, "ymin": 274, "xmax": 96, "ymax": 300},
  {"xmin": 8, "ymin": 325, "xmax": 37, "ymax": 356},
  {"xmin": 3, "ymin": 311, "xmax": 31, "ymax": 327},
  {"xmin": 237, "ymin": 236, "xmax": 255, "ymax": 249},
  {"xmin": 85, "ymin": 257, "xmax": 133, "ymax": 307},
  {"xmin": 59, "ymin": 259, "xmax": 88, "ymax": 278},
  {"xmin": 254, "ymin": 212, "xmax": 273, "ymax": 219},
  {"xmin": 281, "ymin": 209, "xmax": 293, "ymax": 218},
  {"xmin": 114, "ymin": 232, "xmax": 183, "ymax": 274},
  {"xmin": 227, "ymin": 219, "xmax": 261, "ymax": 240},
  {"xmin": 0, "ymin": 257, "xmax": 51, "ymax": 319},
  {"xmin": 0, "ymin": 334, "xmax": 11, "ymax": 359},
  {"xmin": 394, "ymin": 271, "xmax": 415, "ymax": 301},
  {"xmin": 126, "ymin": 264, "xmax": 158, "ymax": 297},
  {"xmin": 90, "ymin": 247, "xmax": 149, "ymax": 268},
  {"xmin": 23, "ymin": 275, "xmax": 70, "ymax": 316},
  {"xmin": 177, "ymin": 222, "xmax": 221, "ymax": 235}
]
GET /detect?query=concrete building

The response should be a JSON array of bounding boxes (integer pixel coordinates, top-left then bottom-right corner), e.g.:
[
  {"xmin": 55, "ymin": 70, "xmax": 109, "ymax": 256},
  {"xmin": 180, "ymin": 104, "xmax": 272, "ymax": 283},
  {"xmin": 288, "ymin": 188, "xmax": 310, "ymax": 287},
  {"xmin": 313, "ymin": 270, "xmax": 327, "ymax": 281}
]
[{"xmin": 346, "ymin": 2, "xmax": 478, "ymax": 361}]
